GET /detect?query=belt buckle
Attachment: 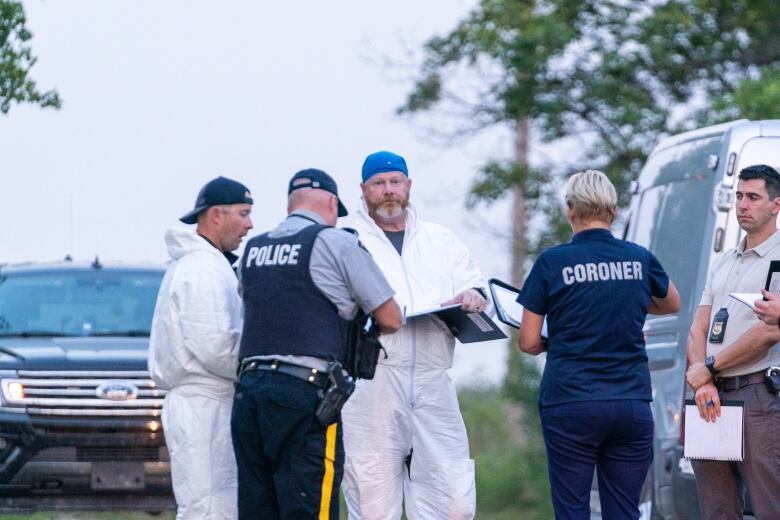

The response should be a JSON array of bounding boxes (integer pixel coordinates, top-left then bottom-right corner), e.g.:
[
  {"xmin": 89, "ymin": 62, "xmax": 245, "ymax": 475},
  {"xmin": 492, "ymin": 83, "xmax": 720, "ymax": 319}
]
[{"xmin": 239, "ymin": 361, "xmax": 255, "ymax": 378}]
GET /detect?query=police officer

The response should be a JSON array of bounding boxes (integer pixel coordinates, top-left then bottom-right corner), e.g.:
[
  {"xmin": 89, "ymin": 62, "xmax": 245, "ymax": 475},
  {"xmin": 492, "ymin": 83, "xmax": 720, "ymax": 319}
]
[
  {"xmin": 230, "ymin": 168, "xmax": 402, "ymax": 520},
  {"xmin": 517, "ymin": 170, "xmax": 680, "ymax": 519}
]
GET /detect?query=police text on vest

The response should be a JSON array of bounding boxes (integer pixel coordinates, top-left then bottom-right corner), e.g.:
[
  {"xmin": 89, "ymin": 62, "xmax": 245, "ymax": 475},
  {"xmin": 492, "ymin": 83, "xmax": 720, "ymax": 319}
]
[
  {"xmin": 245, "ymin": 244, "xmax": 301, "ymax": 267},
  {"xmin": 561, "ymin": 261, "xmax": 642, "ymax": 285}
]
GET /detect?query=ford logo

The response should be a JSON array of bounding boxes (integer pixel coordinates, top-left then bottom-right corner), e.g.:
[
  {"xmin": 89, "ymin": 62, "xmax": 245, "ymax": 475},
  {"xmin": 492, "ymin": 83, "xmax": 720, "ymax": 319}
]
[{"xmin": 96, "ymin": 381, "xmax": 139, "ymax": 401}]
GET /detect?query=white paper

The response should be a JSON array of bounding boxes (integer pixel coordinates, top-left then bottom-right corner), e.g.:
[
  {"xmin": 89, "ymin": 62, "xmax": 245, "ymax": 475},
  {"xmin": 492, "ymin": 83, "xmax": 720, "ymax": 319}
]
[
  {"xmin": 684, "ymin": 403, "xmax": 744, "ymax": 461},
  {"xmin": 491, "ymin": 284, "xmax": 525, "ymax": 328},
  {"xmin": 729, "ymin": 292, "xmax": 762, "ymax": 310},
  {"xmin": 489, "ymin": 281, "xmax": 549, "ymax": 336},
  {"xmin": 769, "ymin": 272, "xmax": 780, "ymax": 295},
  {"xmin": 404, "ymin": 303, "xmax": 460, "ymax": 319}
]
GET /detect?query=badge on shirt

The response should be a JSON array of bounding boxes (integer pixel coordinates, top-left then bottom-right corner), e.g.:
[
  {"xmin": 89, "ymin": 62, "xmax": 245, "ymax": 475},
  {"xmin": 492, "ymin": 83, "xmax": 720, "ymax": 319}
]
[{"xmin": 708, "ymin": 307, "xmax": 729, "ymax": 343}]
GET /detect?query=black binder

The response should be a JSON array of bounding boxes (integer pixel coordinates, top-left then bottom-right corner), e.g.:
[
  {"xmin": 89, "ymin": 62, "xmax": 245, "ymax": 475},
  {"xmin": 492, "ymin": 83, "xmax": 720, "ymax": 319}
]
[{"xmin": 405, "ymin": 304, "xmax": 506, "ymax": 344}]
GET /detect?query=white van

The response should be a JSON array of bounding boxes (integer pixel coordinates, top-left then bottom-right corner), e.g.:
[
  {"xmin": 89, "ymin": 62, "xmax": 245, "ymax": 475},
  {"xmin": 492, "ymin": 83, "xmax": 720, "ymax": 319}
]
[{"xmin": 619, "ymin": 119, "xmax": 780, "ymax": 519}]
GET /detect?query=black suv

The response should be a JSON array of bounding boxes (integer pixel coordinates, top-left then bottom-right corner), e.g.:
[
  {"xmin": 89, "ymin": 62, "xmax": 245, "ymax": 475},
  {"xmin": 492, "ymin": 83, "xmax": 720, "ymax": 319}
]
[{"xmin": 0, "ymin": 260, "xmax": 174, "ymax": 513}]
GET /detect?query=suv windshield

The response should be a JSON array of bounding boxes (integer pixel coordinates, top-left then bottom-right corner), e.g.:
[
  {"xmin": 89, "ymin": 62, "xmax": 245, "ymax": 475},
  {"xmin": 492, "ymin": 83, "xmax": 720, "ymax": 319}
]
[{"xmin": 0, "ymin": 269, "xmax": 163, "ymax": 337}]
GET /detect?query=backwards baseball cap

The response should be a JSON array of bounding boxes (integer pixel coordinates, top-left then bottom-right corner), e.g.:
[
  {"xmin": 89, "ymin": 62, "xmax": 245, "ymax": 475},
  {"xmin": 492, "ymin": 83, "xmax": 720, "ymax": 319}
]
[
  {"xmin": 179, "ymin": 176, "xmax": 253, "ymax": 224},
  {"xmin": 361, "ymin": 151, "xmax": 408, "ymax": 182},
  {"xmin": 288, "ymin": 168, "xmax": 348, "ymax": 217}
]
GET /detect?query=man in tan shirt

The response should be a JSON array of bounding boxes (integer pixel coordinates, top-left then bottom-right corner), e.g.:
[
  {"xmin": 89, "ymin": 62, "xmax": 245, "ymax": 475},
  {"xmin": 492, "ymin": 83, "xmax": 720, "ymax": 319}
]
[{"xmin": 686, "ymin": 164, "xmax": 780, "ymax": 519}]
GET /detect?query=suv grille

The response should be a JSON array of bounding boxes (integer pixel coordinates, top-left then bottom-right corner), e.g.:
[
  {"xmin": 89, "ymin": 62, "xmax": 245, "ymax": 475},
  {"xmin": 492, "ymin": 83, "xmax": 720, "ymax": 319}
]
[
  {"xmin": 77, "ymin": 446, "xmax": 163, "ymax": 462},
  {"xmin": 0, "ymin": 370, "xmax": 166, "ymax": 417}
]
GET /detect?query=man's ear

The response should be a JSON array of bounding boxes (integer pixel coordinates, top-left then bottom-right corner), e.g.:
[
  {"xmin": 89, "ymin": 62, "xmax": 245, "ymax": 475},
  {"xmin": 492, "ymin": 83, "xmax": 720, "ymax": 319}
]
[
  {"xmin": 197, "ymin": 206, "xmax": 216, "ymax": 227},
  {"xmin": 207, "ymin": 205, "xmax": 224, "ymax": 225}
]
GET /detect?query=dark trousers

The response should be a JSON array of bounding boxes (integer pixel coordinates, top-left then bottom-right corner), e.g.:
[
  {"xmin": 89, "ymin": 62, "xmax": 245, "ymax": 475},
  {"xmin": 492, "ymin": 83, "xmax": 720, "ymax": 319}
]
[
  {"xmin": 231, "ymin": 369, "xmax": 343, "ymax": 520},
  {"xmin": 540, "ymin": 399, "xmax": 654, "ymax": 520},
  {"xmin": 692, "ymin": 382, "xmax": 780, "ymax": 519}
]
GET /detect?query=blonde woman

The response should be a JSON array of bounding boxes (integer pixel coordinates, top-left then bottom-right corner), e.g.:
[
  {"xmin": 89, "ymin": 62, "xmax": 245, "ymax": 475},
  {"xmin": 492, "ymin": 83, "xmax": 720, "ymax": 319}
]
[{"xmin": 517, "ymin": 170, "xmax": 680, "ymax": 519}]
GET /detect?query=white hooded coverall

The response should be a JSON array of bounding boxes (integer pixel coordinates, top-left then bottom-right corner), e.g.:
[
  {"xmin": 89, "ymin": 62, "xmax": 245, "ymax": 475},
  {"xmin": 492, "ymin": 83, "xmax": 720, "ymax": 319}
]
[
  {"xmin": 149, "ymin": 228, "xmax": 242, "ymax": 520},
  {"xmin": 342, "ymin": 203, "xmax": 484, "ymax": 520}
]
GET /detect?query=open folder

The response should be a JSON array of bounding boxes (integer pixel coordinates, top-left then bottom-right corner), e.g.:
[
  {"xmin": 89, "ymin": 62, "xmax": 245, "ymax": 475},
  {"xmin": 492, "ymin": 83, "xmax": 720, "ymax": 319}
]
[
  {"xmin": 405, "ymin": 304, "xmax": 506, "ymax": 344},
  {"xmin": 683, "ymin": 400, "xmax": 744, "ymax": 461},
  {"xmin": 488, "ymin": 278, "xmax": 549, "ymax": 337}
]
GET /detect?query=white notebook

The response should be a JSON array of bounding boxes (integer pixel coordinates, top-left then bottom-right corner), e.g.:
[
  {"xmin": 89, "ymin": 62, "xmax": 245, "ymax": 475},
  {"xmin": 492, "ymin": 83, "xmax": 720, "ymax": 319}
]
[
  {"xmin": 729, "ymin": 292, "xmax": 761, "ymax": 310},
  {"xmin": 683, "ymin": 400, "xmax": 744, "ymax": 461}
]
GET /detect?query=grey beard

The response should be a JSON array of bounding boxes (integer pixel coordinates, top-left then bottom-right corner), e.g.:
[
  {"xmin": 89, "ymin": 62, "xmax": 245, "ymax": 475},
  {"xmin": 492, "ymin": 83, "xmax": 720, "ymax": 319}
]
[{"xmin": 375, "ymin": 203, "xmax": 404, "ymax": 220}]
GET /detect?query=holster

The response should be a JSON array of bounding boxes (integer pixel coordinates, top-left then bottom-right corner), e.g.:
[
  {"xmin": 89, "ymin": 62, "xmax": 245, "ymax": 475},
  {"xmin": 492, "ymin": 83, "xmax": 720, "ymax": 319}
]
[
  {"xmin": 344, "ymin": 312, "xmax": 386, "ymax": 380},
  {"xmin": 315, "ymin": 361, "xmax": 355, "ymax": 426},
  {"xmin": 765, "ymin": 366, "xmax": 780, "ymax": 396}
]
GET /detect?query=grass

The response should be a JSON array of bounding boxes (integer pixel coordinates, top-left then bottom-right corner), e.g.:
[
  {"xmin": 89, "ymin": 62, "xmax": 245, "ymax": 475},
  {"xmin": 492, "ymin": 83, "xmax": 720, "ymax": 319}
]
[{"xmin": 460, "ymin": 385, "xmax": 553, "ymax": 520}]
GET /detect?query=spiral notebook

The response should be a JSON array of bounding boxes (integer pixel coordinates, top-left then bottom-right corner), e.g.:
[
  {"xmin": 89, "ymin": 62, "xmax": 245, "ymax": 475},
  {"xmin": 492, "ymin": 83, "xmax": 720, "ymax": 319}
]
[{"xmin": 683, "ymin": 400, "xmax": 744, "ymax": 461}]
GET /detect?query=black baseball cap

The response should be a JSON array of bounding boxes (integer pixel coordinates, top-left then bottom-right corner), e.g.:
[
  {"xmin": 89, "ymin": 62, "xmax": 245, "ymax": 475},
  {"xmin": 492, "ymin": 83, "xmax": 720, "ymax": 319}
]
[
  {"xmin": 179, "ymin": 176, "xmax": 253, "ymax": 224},
  {"xmin": 288, "ymin": 168, "xmax": 348, "ymax": 217}
]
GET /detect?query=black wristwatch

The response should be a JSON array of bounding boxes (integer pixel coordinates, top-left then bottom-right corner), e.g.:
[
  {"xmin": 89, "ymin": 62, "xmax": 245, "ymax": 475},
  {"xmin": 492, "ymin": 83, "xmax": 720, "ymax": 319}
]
[{"xmin": 705, "ymin": 355, "xmax": 720, "ymax": 376}]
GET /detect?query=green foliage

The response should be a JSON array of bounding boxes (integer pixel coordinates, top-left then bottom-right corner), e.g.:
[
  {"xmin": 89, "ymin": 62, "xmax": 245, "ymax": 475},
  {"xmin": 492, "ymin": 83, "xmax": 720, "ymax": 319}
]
[
  {"xmin": 0, "ymin": 0, "xmax": 61, "ymax": 114},
  {"xmin": 402, "ymin": 0, "xmax": 780, "ymax": 254},
  {"xmin": 459, "ymin": 385, "xmax": 552, "ymax": 519},
  {"xmin": 501, "ymin": 344, "xmax": 541, "ymax": 409},
  {"xmin": 703, "ymin": 66, "xmax": 780, "ymax": 124}
]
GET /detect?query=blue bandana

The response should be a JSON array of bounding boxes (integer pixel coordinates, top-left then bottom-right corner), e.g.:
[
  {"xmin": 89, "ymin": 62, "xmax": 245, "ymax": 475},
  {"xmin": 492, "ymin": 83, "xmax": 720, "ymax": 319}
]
[{"xmin": 361, "ymin": 151, "xmax": 408, "ymax": 182}]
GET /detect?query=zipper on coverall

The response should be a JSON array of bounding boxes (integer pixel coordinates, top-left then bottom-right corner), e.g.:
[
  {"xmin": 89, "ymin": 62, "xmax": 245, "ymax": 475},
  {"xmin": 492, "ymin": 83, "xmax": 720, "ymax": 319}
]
[
  {"xmin": 399, "ymin": 254, "xmax": 416, "ymax": 408},
  {"xmin": 384, "ymin": 233, "xmax": 417, "ymax": 408}
]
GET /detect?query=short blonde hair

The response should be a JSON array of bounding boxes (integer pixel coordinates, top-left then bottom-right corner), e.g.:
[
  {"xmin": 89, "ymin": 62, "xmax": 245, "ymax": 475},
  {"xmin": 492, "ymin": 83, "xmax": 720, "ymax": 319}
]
[{"xmin": 564, "ymin": 169, "xmax": 617, "ymax": 223}]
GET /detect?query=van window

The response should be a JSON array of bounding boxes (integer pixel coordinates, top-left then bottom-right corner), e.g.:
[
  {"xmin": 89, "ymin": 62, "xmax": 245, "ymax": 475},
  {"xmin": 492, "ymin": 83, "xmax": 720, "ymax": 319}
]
[
  {"xmin": 734, "ymin": 137, "xmax": 780, "ymax": 238},
  {"xmin": 638, "ymin": 177, "xmax": 711, "ymax": 310},
  {"xmin": 737, "ymin": 137, "xmax": 780, "ymax": 175},
  {"xmin": 631, "ymin": 137, "xmax": 721, "ymax": 313}
]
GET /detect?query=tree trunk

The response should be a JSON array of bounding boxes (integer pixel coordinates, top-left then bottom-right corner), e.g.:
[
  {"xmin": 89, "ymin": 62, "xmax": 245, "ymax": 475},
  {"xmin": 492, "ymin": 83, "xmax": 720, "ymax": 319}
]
[
  {"xmin": 511, "ymin": 118, "xmax": 529, "ymax": 287},
  {"xmin": 502, "ymin": 117, "xmax": 540, "ymax": 407}
]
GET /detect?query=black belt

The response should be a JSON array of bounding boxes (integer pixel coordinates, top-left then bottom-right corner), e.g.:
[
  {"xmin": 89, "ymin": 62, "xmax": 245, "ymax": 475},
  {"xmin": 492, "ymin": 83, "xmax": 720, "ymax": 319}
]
[
  {"xmin": 713, "ymin": 369, "xmax": 765, "ymax": 392},
  {"xmin": 238, "ymin": 359, "xmax": 329, "ymax": 389}
]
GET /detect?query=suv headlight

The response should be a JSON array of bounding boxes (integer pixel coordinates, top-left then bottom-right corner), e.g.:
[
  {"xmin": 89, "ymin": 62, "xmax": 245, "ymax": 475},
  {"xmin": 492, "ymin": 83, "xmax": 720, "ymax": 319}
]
[
  {"xmin": 0, "ymin": 374, "xmax": 24, "ymax": 407},
  {"xmin": 5, "ymin": 382, "xmax": 23, "ymax": 401}
]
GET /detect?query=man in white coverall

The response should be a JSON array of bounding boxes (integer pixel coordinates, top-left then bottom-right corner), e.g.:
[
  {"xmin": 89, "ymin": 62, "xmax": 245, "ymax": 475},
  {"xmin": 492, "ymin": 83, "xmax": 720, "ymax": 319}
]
[
  {"xmin": 342, "ymin": 151, "xmax": 488, "ymax": 519},
  {"xmin": 149, "ymin": 176, "xmax": 253, "ymax": 519}
]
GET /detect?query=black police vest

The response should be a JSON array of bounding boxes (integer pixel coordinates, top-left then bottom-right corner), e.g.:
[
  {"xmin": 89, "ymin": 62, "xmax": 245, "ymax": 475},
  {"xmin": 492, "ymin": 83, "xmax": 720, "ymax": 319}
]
[{"xmin": 238, "ymin": 223, "xmax": 348, "ymax": 362}]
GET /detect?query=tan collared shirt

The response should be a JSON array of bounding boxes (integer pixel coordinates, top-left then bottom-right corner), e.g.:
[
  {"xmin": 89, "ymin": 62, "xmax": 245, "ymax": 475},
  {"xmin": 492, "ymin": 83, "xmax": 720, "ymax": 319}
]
[{"xmin": 700, "ymin": 229, "xmax": 780, "ymax": 376}]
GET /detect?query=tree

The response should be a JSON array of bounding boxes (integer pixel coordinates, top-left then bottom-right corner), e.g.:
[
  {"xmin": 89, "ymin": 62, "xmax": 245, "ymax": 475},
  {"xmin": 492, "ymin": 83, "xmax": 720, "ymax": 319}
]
[
  {"xmin": 0, "ymin": 0, "xmax": 60, "ymax": 114},
  {"xmin": 401, "ymin": 0, "xmax": 780, "ymax": 262},
  {"xmin": 704, "ymin": 66, "xmax": 780, "ymax": 124}
]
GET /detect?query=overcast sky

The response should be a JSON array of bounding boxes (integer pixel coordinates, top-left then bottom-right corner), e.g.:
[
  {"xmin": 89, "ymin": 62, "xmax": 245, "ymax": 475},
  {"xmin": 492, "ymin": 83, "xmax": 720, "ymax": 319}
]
[{"xmin": 2, "ymin": 0, "xmax": 518, "ymax": 384}]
